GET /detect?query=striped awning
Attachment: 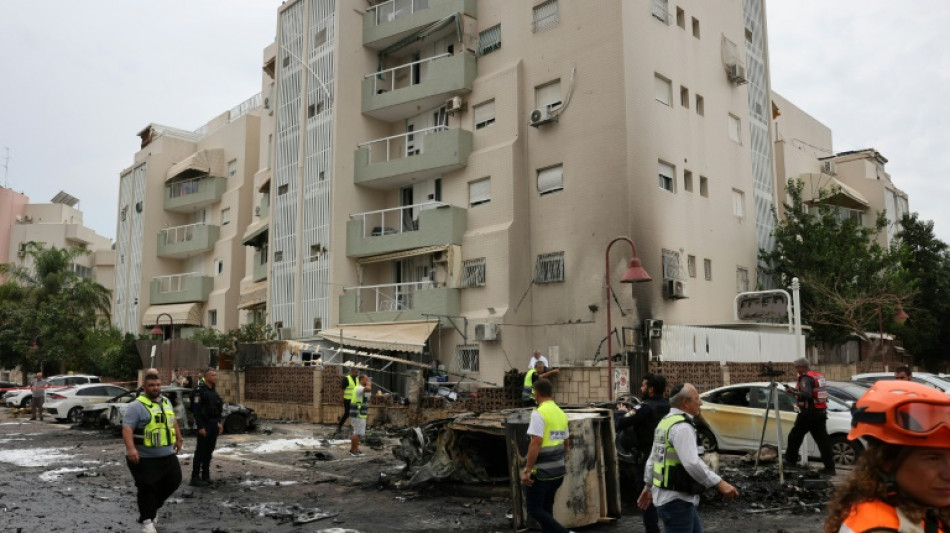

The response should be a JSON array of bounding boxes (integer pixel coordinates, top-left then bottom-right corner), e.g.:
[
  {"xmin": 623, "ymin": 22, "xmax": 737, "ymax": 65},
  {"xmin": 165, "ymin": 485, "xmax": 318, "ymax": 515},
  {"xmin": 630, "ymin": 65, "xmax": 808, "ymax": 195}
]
[
  {"xmin": 165, "ymin": 149, "xmax": 226, "ymax": 183},
  {"xmin": 318, "ymin": 320, "xmax": 438, "ymax": 354},
  {"xmin": 237, "ymin": 281, "xmax": 268, "ymax": 310},
  {"xmin": 142, "ymin": 303, "xmax": 203, "ymax": 327}
]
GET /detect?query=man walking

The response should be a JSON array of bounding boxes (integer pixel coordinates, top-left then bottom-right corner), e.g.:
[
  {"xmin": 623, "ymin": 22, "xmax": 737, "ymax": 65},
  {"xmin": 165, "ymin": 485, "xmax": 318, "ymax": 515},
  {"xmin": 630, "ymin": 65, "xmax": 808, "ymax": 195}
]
[
  {"xmin": 349, "ymin": 374, "xmax": 371, "ymax": 456},
  {"xmin": 520, "ymin": 378, "xmax": 577, "ymax": 533},
  {"xmin": 29, "ymin": 373, "xmax": 49, "ymax": 421},
  {"xmin": 617, "ymin": 373, "xmax": 669, "ymax": 533},
  {"xmin": 190, "ymin": 368, "xmax": 223, "ymax": 486},
  {"xmin": 639, "ymin": 383, "xmax": 739, "ymax": 533},
  {"xmin": 123, "ymin": 372, "xmax": 183, "ymax": 533},
  {"xmin": 783, "ymin": 357, "xmax": 836, "ymax": 475},
  {"xmin": 335, "ymin": 366, "xmax": 360, "ymax": 436}
]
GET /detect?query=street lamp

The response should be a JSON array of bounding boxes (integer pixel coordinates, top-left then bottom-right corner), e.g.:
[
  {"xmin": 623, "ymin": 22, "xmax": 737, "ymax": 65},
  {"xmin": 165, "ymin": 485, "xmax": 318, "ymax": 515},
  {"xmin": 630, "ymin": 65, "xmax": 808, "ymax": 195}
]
[
  {"xmin": 605, "ymin": 237, "xmax": 652, "ymax": 401},
  {"xmin": 879, "ymin": 301, "xmax": 909, "ymax": 371},
  {"xmin": 150, "ymin": 313, "xmax": 174, "ymax": 382}
]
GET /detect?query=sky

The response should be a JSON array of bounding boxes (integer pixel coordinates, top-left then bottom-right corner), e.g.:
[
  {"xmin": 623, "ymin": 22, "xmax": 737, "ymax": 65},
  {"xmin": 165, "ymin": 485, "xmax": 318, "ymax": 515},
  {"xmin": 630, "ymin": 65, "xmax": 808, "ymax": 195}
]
[{"xmin": 1, "ymin": 1, "xmax": 949, "ymax": 243}]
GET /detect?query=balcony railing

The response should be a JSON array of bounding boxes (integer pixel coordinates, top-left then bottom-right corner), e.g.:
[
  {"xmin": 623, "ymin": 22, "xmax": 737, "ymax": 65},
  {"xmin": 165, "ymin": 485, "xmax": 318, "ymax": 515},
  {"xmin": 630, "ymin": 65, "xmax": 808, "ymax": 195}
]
[
  {"xmin": 160, "ymin": 223, "xmax": 203, "ymax": 245},
  {"xmin": 155, "ymin": 272, "xmax": 204, "ymax": 294},
  {"xmin": 346, "ymin": 281, "xmax": 435, "ymax": 313},
  {"xmin": 157, "ymin": 223, "xmax": 218, "ymax": 259},
  {"xmin": 367, "ymin": 0, "xmax": 430, "ymax": 26},
  {"xmin": 150, "ymin": 272, "xmax": 213, "ymax": 305},
  {"xmin": 366, "ymin": 53, "xmax": 450, "ymax": 94},
  {"xmin": 350, "ymin": 202, "xmax": 446, "ymax": 237},
  {"xmin": 168, "ymin": 179, "xmax": 203, "ymax": 199},
  {"xmin": 358, "ymin": 124, "xmax": 447, "ymax": 165}
]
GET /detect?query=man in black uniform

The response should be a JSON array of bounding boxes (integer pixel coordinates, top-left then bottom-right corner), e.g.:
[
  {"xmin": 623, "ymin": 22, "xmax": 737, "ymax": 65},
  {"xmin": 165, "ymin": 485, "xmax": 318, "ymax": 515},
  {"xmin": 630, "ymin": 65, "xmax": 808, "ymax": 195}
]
[
  {"xmin": 190, "ymin": 368, "xmax": 223, "ymax": 487},
  {"xmin": 616, "ymin": 373, "xmax": 669, "ymax": 533}
]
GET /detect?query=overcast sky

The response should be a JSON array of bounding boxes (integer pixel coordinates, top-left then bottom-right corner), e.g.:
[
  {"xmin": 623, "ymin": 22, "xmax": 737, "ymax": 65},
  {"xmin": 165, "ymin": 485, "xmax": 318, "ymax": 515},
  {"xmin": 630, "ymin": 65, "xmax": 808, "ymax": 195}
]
[{"xmin": 2, "ymin": 1, "xmax": 948, "ymax": 244}]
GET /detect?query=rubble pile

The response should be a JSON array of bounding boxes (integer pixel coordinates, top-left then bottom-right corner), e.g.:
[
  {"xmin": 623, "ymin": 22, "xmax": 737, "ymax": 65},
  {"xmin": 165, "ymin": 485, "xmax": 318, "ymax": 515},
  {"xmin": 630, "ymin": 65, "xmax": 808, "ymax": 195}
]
[{"xmin": 705, "ymin": 462, "xmax": 836, "ymax": 515}]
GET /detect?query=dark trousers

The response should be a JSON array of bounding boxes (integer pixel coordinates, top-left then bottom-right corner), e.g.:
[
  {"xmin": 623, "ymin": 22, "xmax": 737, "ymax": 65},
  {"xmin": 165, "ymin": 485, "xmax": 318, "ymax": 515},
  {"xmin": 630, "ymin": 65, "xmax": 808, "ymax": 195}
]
[
  {"xmin": 785, "ymin": 409, "xmax": 835, "ymax": 470},
  {"xmin": 192, "ymin": 425, "xmax": 219, "ymax": 479},
  {"xmin": 657, "ymin": 498, "xmax": 704, "ymax": 533},
  {"xmin": 634, "ymin": 462, "xmax": 661, "ymax": 533},
  {"xmin": 525, "ymin": 477, "xmax": 569, "ymax": 533},
  {"xmin": 337, "ymin": 400, "xmax": 351, "ymax": 430},
  {"xmin": 30, "ymin": 397, "xmax": 44, "ymax": 420},
  {"xmin": 127, "ymin": 454, "xmax": 182, "ymax": 522}
]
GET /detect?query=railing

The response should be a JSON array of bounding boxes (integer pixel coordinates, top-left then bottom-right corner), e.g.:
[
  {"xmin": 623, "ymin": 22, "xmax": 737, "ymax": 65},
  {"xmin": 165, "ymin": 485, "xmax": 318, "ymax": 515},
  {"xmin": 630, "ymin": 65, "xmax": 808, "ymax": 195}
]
[
  {"xmin": 365, "ymin": 53, "xmax": 451, "ymax": 94},
  {"xmin": 357, "ymin": 124, "xmax": 448, "ymax": 164},
  {"xmin": 350, "ymin": 202, "xmax": 446, "ymax": 237},
  {"xmin": 167, "ymin": 178, "xmax": 203, "ymax": 199},
  {"xmin": 345, "ymin": 281, "xmax": 435, "ymax": 312},
  {"xmin": 155, "ymin": 273, "xmax": 203, "ymax": 294},
  {"xmin": 160, "ymin": 223, "xmax": 205, "ymax": 245},
  {"xmin": 229, "ymin": 93, "xmax": 263, "ymax": 122},
  {"xmin": 368, "ymin": 0, "xmax": 430, "ymax": 26}
]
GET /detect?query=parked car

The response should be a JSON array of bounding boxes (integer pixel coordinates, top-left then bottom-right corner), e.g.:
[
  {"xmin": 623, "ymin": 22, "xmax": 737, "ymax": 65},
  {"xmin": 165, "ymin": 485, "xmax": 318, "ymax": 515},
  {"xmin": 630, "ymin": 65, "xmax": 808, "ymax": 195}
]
[
  {"xmin": 824, "ymin": 380, "xmax": 870, "ymax": 406},
  {"xmin": 851, "ymin": 371, "xmax": 950, "ymax": 393},
  {"xmin": 44, "ymin": 383, "xmax": 130, "ymax": 423},
  {"xmin": 3, "ymin": 374, "xmax": 101, "ymax": 408},
  {"xmin": 698, "ymin": 382, "xmax": 862, "ymax": 466},
  {"xmin": 104, "ymin": 386, "xmax": 258, "ymax": 435}
]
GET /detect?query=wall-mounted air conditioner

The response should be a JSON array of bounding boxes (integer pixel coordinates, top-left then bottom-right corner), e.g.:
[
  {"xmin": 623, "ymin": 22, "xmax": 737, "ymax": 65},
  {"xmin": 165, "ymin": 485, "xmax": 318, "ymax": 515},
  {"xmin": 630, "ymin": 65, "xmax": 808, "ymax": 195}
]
[
  {"xmin": 473, "ymin": 323, "xmax": 499, "ymax": 341},
  {"xmin": 446, "ymin": 96, "xmax": 465, "ymax": 115},
  {"xmin": 278, "ymin": 327, "xmax": 292, "ymax": 340},
  {"xmin": 820, "ymin": 161, "xmax": 837, "ymax": 175},
  {"xmin": 529, "ymin": 107, "xmax": 555, "ymax": 128},
  {"xmin": 644, "ymin": 319, "xmax": 664, "ymax": 339},
  {"xmin": 664, "ymin": 279, "xmax": 688, "ymax": 299},
  {"xmin": 727, "ymin": 63, "xmax": 748, "ymax": 85}
]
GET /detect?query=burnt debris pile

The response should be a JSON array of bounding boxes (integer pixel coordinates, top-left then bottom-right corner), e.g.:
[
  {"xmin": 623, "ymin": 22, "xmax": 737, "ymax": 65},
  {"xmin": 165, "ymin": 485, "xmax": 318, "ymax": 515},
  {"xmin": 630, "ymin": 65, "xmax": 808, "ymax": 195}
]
[{"xmin": 704, "ymin": 462, "xmax": 835, "ymax": 515}]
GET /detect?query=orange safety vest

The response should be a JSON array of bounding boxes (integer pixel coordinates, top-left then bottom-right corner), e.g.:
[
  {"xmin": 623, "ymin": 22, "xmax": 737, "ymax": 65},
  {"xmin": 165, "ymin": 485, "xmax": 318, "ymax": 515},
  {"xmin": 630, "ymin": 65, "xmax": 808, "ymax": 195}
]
[
  {"xmin": 839, "ymin": 500, "xmax": 946, "ymax": 533},
  {"xmin": 796, "ymin": 370, "xmax": 828, "ymax": 410}
]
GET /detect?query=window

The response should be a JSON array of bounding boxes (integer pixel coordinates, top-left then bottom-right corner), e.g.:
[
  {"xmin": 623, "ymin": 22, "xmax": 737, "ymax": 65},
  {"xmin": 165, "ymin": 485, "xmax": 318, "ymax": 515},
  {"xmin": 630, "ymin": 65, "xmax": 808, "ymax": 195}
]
[
  {"xmin": 469, "ymin": 178, "xmax": 491, "ymax": 206},
  {"xmin": 732, "ymin": 189, "xmax": 745, "ymax": 219},
  {"xmin": 658, "ymin": 161, "xmax": 674, "ymax": 192},
  {"xmin": 228, "ymin": 159, "xmax": 237, "ymax": 177},
  {"xmin": 478, "ymin": 24, "xmax": 501, "ymax": 55},
  {"xmin": 319, "ymin": 171, "xmax": 325, "ymax": 181},
  {"xmin": 700, "ymin": 175, "xmax": 708, "ymax": 197},
  {"xmin": 310, "ymin": 244, "xmax": 324, "ymax": 262},
  {"xmin": 695, "ymin": 94, "xmax": 705, "ymax": 116},
  {"xmin": 536, "ymin": 80, "xmax": 562, "ymax": 111},
  {"xmin": 537, "ymin": 164, "xmax": 564, "ymax": 195},
  {"xmin": 704, "ymin": 258, "xmax": 712, "ymax": 280},
  {"xmin": 736, "ymin": 267, "xmax": 750, "ymax": 293},
  {"xmin": 728, "ymin": 113, "xmax": 742, "ymax": 143},
  {"xmin": 684, "ymin": 170, "xmax": 693, "ymax": 192},
  {"xmin": 536, "ymin": 252, "xmax": 565, "ymax": 283},
  {"xmin": 662, "ymin": 249, "xmax": 682, "ymax": 280},
  {"xmin": 680, "ymin": 86, "xmax": 689, "ymax": 108},
  {"xmin": 474, "ymin": 100, "xmax": 496, "ymax": 130},
  {"xmin": 676, "ymin": 7, "xmax": 685, "ymax": 28},
  {"xmin": 209, "ymin": 310, "xmax": 218, "ymax": 327},
  {"xmin": 687, "ymin": 255, "xmax": 696, "ymax": 278},
  {"xmin": 532, "ymin": 0, "xmax": 559, "ymax": 33},
  {"xmin": 314, "ymin": 28, "xmax": 327, "ymax": 47},
  {"xmin": 274, "ymin": 251, "xmax": 283, "ymax": 262},
  {"xmin": 692, "ymin": 17, "xmax": 701, "ymax": 38},
  {"xmin": 654, "ymin": 74, "xmax": 672, "ymax": 106},
  {"xmin": 221, "ymin": 207, "xmax": 231, "ymax": 225},
  {"xmin": 456, "ymin": 344, "xmax": 480, "ymax": 372},
  {"xmin": 278, "ymin": 184, "xmax": 289, "ymax": 195},
  {"xmin": 652, "ymin": 0, "xmax": 670, "ymax": 23},
  {"xmin": 313, "ymin": 318, "xmax": 323, "ymax": 331},
  {"xmin": 214, "ymin": 259, "xmax": 224, "ymax": 275},
  {"xmin": 462, "ymin": 258, "xmax": 486, "ymax": 288}
]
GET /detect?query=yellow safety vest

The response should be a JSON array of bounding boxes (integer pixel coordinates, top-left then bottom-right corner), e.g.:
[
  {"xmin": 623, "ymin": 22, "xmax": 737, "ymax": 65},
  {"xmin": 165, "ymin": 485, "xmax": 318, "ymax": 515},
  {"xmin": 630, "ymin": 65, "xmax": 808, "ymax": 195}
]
[
  {"xmin": 650, "ymin": 413, "xmax": 705, "ymax": 494},
  {"xmin": 349, "ymin": 387, "xmax": 369, "ymax": 419},
  {"xmin": 522, "ymin": 369, "xmax": 538, "ymax": 403},
  {"xmin": 343, "ymin": 375, "xmax": 358, "ymax": 402},
  {"xmin": 133, "ymin": 395, "xmax": 177, "ymax": 448},
  {"xmin": 531, "ymin": 400, "xmax": 568, "ymax": 480}
]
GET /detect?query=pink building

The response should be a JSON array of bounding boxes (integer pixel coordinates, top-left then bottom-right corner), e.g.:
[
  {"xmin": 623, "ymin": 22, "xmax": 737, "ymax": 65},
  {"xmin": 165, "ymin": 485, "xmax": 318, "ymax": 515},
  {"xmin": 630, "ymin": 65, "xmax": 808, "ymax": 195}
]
[{"xmin": 0, "ymin": 187, "xmax": 29, "ymax": 264}]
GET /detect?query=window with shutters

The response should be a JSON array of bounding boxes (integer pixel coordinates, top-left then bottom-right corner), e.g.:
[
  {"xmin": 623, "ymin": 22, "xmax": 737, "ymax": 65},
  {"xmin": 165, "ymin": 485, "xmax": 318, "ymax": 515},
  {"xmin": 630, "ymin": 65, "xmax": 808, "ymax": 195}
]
[
  {"xmin": 474, "ymin": 100, "xmax": 495, "ymax": 130},
  {"xmin": 728, "ymin": 113, "xmax": 742, "ymax": 143},
  {"xmin": 478, "ymin": 24, "xmax": 501, "ymax": 55},
  {"xmin": 456, "ymin": 344, "xmax": 480, "ymax": 372},
  {"xmin": 532, "ymin": 0, "xmax": 558, "ymax": 33},
  {"xmin": 736, "ymin": 267, "xmax": 750, "ymax": 293},
  {"xmin": 462, "ymin": 258, "xmax": 486, "ymax": 287},
  {"xmin": 537, "ymin": 164, "xmax": 563, "ymax": 196},
  {"xmin": 654, "ymin": 74, "xmax": 672, "ymax": 106},
  {"xmin": 658, "ymin": 161, "xmax": 675, "ymax": 192},
  {"xmin": 221, "ymin": 207, "xmax": 231, "ymax": 225},
  {"xmin": 536, "ymin": 252, "xmax": 565, "ymax": 283},
  {"xmin": 208, "ymin": 310, "xmax": 217, "ymax": 327},
  {"xmin": 469, "ymin": 177, "xmax": 491, "ymax": 206},
  {"xmin": 704, "ymin": 258, "xmax": 712, "ymax": 280},
  {"xmin": 228, "ymin": 159, "xmax": 237, "ymax": 177},
  {"xmin": 732, "ymin": 189, "xmax": 745, "ymax": 219},
  {"xmin": 687, "ymin": 255, "xmax": 697, "ymax": 278},
  {"xmin": 536, "ymin": 80, "xmax": 562, "ymax": 111}
]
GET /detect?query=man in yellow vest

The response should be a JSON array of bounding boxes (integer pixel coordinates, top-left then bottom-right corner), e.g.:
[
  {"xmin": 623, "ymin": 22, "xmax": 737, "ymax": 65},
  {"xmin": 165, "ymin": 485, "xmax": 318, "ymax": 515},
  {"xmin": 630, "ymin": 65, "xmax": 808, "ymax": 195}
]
[
  {"xmin": 123, "ymin": 372, "xmax": 183, "ymax": 533},
  {"xmin": 335, "ymin": 366, "xmax": 360, "ymax": 436},
  {"xmin": 522, "ymin": 360, "xmax": 560, "ymax": 406},
  {"xmin": 520, "ymin": 378, "xmax": 576, "ymax": 533},
  {"xmin": 349, "ymin": 374, "xmax": 371, "ymax": 456}
]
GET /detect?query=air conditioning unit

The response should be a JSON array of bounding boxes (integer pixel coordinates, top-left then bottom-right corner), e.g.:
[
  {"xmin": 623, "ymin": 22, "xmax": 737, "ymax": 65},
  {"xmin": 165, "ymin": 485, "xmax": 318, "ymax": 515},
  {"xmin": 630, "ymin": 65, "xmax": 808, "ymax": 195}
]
[
  {"xmin": 278, "ymin": 327, "xmax": 292, "ymax": 340},
  {"xmin": 23, "ymin": 214, "xmax": 32, "ymax": 222},
  {"xmin": 529, "ymin": 107, "xmax": 555, "ymax": 128},
  {"xmin": 445, "ymin": 96, "xmax": 465, "ymax": 115},
  {"xmin": 254, "ymin": 206, "xmax": 261, "ymax": 216},
  {"xmin": 263, "ymin": 97, "xmax": 270, "ymax": 110},
  {"xmin": 820, "ymin": 161, "xmax": 837, "ymax": 175},
  {"xmin": 644, "ymin": 319, "xmax": 664, "ymax": 339},
  {"xmin": 473, "ymin": 323, "xmax": 499, "ymax": 341},
  {"xmin": 664, "ymin": 279, "xmax": 688, "ymax": 299},
  {"xmin": 727, "ymin": 63, "xmax": 748, "ymax": 85}
]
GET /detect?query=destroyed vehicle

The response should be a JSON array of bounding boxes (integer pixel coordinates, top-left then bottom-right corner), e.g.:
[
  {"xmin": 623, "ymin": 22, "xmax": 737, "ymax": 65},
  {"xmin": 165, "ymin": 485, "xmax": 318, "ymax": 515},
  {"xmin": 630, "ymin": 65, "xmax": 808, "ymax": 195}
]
[
  {"xmin": 44, "ymin": 383, "xmax": 130, "ymax": 423},
  {"xmin": 699, "ymin": 382, "xmax": 862, "ymax": 466},
  {"xmin": 99, "ymin": 386, "xmax": 258, "ymax": 434},
  {"xmin": 3, "ymin": 374, "xmax": 100, "ymax": 408}
]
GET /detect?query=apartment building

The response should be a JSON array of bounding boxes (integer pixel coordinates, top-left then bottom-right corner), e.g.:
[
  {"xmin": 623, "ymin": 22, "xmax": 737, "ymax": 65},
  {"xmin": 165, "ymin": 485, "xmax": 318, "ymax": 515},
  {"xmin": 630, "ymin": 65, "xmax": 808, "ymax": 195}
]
[
  {"xmin": 112, "ymin": 99, "xmax": 262, "ymax": 337},
  {"xmin": 247, "ymin": 0, "xmax": 775, "ymax": 387}
]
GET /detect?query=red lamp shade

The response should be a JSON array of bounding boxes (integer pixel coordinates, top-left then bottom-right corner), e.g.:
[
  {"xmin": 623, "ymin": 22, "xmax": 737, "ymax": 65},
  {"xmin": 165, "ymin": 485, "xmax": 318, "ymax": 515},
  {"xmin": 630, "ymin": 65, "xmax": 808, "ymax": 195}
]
[
  {"xmin": 893, "ymin": 303, "xmax": 909, "ymax": 325},
  {"xmin": 620, "ymin": 258, "xmax": 652, "ymax": 283},
  {"xmin": 150, "ymin": 325, "xmax": 164, "ymax": 336}
]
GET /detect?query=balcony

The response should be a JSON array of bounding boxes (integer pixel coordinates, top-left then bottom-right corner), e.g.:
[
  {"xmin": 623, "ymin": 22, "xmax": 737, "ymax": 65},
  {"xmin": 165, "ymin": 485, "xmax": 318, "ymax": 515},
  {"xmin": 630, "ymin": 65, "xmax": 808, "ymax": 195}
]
[
  {"xmin": 149, "ymin": 273, "xmax": 213, "ymax": 305},
  {"xmin": 164, "ymin": 177, "xmax": 227, "ymax": 213},
  {"xmin": 339, "ymin": 282, "xmax": 460, "ymax": 324},
  {"xmin": 253, "ymin": 248, "xmax": 268, "ymax": 282},
  {"xmin": 363, "ymin": 0, "xmax": 477, "ymax": 51},
  {"xmin": 363, "ymin": 52, "xmax": 476, "ymax": 122},
  {"xmin": 347, "ymin": 202, "xmax": 465, "ymax": 258},
  {"xmin": 354, "ymin": 126, "xmax": 472, "ymax": 189},
  {"xmin": 157, "ymin": 223, "xmax": 219, "ymax": 259}
]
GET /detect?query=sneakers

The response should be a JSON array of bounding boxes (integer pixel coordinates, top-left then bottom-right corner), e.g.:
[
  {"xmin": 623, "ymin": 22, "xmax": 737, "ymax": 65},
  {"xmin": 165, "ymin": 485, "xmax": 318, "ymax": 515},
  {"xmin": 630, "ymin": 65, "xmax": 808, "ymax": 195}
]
[
  {"xmin": 349, "ymin": 450, "xmax": 364, "ymax": 457},
  {"xmin": 141, "ymin": 519, "xmax": 157, "ymax": 533}
]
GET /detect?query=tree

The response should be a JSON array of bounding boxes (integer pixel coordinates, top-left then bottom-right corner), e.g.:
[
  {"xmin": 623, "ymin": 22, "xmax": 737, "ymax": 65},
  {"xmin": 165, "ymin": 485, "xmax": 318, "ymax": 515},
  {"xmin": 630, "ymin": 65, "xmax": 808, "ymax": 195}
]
[{"xmin": 759, "ymin": 180, "xmax": 912, "ymax": 346}]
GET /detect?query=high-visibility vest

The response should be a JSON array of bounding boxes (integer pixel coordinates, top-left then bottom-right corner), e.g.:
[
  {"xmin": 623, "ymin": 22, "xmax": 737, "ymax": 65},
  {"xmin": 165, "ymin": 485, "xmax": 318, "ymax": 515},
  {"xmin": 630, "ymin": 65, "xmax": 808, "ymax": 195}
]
[
  {"xmin": 349, "ymin": 387, "xmax": 369, "ymax": 419},
  {"xmin": 796, "ymin": 370, "xmax": 828, "ymax": 410},
  {"xmin": 343, "ymin": 375, "xmax": 358, "ymax": 402},
  {"xmin": 133, "ymin": 395, "xmax": 177, "ymax": 448},
  {"xmin": 531, "ymin": 400, "xmax": 569, "ymax": 480},
  {"xmin": 838, "ymin": 500, "xmax": 946, "ymax": 533},
  {"xmin": 522, "ymin": 369, "xmax": 538, "ymax": 402},
  {"xmin": 650, "ymin": 413, "xmax": 705, "ymax": 494}
]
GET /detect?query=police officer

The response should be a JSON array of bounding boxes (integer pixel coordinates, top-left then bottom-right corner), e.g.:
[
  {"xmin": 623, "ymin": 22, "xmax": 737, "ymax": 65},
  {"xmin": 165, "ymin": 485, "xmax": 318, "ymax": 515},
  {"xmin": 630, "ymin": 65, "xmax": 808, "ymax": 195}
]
[
  {"xmin": 783, "ymin": 357, "xmax": 836, "ymax": 475},
  {"xmin": 123, "ymin": 372, "xmax": 182, "ymax": 533},
  {"xmin": 335, "ymin": 366, "xmax": 360, "ymax": 436},
  {"xmin": 190, "ymin": 368, "xmax": 223, "ymax": 487},
  {"xmin": 616, "ymin": 373, "xmax": 669, "ymax": 533},
  {"xmin": 522, "ymin": 360, "xmax": 560, "ymax": 406}
]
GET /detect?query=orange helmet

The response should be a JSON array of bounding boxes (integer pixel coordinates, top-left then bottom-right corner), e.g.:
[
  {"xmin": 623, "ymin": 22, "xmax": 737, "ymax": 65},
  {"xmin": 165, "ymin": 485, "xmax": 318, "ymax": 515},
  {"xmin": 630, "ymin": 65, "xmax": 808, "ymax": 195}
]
[{"xmin": 849, "ymin": 380, "xmax": 950, "ymax": 447}]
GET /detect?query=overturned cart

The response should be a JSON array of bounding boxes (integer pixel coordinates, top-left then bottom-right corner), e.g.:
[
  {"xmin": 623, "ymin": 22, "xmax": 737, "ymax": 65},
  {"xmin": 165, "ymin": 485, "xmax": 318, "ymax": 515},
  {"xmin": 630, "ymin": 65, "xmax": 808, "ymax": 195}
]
[{"xmin": 394, "ymin": 407, "xmax": 622, "ymax": 530}]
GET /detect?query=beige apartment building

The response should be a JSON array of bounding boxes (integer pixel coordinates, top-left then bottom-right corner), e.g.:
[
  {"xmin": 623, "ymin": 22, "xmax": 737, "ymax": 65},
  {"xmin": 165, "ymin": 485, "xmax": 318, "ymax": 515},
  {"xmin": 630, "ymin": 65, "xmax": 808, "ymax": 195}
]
[
  {"xmin": 245, "ymin": 0, "xmax": 777, "ymax": 388},
  {"xmin": 112, "ymin": 99, "xmax": 262, "ymax": 337}
]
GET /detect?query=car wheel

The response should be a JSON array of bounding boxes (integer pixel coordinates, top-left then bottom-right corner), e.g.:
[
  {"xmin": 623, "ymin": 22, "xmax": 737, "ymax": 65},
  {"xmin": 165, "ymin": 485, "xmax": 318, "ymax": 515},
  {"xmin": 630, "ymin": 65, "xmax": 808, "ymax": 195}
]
[
  {"xmin": 697, "ymin": 426, "xmax": 718, "ymax": 453},
  {"xmin": 20, "ymin": 396, "xmax": 31, "ymax": 408},
  {"xmin": 67, "ymin": 407, "xmax": 83, "ymax": 424},
  {"xmin": 831, "ymin": 435, "xmax": 862, "ymax": 466},
  {"xmin": 224, "ymin": 414, "xmax": 247, "ymax": 434}
]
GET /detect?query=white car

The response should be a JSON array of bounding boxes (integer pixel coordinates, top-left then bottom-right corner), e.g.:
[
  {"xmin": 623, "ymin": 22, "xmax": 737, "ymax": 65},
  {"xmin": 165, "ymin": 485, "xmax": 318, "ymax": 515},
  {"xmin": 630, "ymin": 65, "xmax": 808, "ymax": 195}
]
[
  {"xmin": 44, "ymin": 383, "xmax": 130, "ymax": 423},
  {"xmin": 698, "ymin": 382, "xmax": 862, "ymax": 466},
  {"xmin": 3, "ymin": 374, "xmax": 101, "ymax": 408},
  {"xmin": 852, "ymin": 371, "xmax": 950, "ymax": 393}
]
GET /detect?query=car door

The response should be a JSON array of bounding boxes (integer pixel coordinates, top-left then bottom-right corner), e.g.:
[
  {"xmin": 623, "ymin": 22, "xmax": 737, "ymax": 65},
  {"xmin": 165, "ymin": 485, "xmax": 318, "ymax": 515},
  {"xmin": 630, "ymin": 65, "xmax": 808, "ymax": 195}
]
[{"xmin": 700, "ymin": 386, "xmax": 758, "ymax": 449}]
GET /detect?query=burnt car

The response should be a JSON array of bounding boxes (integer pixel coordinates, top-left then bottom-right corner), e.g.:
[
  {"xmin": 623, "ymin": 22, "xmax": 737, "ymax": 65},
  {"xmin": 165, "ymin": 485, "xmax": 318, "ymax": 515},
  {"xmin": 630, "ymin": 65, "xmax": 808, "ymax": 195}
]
[{"xmin": 91, "ymin": 386, "xmax": 258, "ymax": 435}]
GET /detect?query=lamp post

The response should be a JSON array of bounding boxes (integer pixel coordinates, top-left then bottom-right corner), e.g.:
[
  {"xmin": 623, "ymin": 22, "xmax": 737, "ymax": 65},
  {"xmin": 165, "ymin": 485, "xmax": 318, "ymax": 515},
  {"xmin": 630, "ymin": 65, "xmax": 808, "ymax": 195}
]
[
  {"xmin": 150, "ymin": 313, "xmax": 174, "ymax": 382},
  {"xmin": 879, "ymin": 301, "xmax": 909, "ymax": 371},
  {"xmin": 605, "ymin": 237, "xmax": 652, "ymax": 401}
]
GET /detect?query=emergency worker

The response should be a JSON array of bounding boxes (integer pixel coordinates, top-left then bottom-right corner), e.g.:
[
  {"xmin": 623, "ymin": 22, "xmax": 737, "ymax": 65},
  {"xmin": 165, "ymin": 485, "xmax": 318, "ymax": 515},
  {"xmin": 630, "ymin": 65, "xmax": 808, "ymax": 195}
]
[
  {"xmin": 522, "ymin": 360, "xmax": 560, "ymax": 406},
  {"xmin": 190, "ymin": 368, "xmax": 223, "ymax": 486},
  {"xmin": 349, "ymin": 374, "xmax": 371, "ymax": 456},
  {"xmin": 123, "ymin": 372, "xmax": 182, "ymax": 533},
  {"xmin": 824, "ymin": 380, "xmax": 950, "ymax": 533},
  {"xmin": 335, "ymin": 366, "xmax": 360, "ymax": 436},
  {"xmin": 783, "ymin": 357, "xmax": 836, "ymax": 475}
]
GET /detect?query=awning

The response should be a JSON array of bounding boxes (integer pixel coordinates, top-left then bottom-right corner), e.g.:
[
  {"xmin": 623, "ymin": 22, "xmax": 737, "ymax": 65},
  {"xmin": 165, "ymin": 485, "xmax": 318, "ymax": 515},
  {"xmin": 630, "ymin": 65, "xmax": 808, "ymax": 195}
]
[
  {"xmin": 357, "ymin": 245, "xmax": 447, "ymax": 265},
  {"xmin": 165, "ymin": 149, "xmax": 226, "ymax": 183},
  {"xmin": 142, "ymin": 303, "xmax": 203, "ymax": 327},
  {"xmin": 242, "ymin": 220, "xmax": 269, "ymax": 247},
  {"xmin": 799, "ymin": 173, "xmax": 869, "ymax": 210},
  {"xmin": 318, "ymin": 320, "xmax": 438, "ymax": 354},
  {"xmin": 237, "ymin": 281, "xmax": 268, "ymax": 310}
]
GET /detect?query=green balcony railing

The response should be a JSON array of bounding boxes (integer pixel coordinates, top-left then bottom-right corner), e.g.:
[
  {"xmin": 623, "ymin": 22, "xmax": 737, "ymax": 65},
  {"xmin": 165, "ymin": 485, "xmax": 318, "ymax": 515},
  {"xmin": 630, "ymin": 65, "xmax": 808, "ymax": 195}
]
[
  {"xmin": 362, "ymin": 52, "xmax": 476, "ymax": 122},
  {"xmin": 354, "ymin": 126, "xmax": 472, "ymax": 188},
  {"xmin": 157, "ymin": 223, "xmax": 219, "ymax": 259},
  {"xmin": 149, "ymin": 273, "xmax": 213, "ymax": 305},
  {"xmin": 338, "ymin": 283, "xmax": 459, "ymax": 324},
  {"xmin": 253, "ymin": 249, "xmax": 268, "ymax": 282},
  {"xmin": 164, "ymin": 177, "xmax": 227, "ymax": 213},
  {"xmin": 363, "ymin": 0, "xmax": 477, "ymax": 51},
  {"xmin": 346, "ymin": 203, "xmax": 465, "ymax": 258}
]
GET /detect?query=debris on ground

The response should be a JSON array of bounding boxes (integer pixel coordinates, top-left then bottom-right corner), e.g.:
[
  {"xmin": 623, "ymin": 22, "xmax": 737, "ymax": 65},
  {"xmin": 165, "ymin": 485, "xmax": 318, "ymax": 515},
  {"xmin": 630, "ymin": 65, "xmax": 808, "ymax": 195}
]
[
  {"xmin": 223, "ymin": 501, "xmax": 338, "ymax": 524},
  {"xmin": 704, "ymin": 462, "xmax": 835, "ymax": 515}
]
